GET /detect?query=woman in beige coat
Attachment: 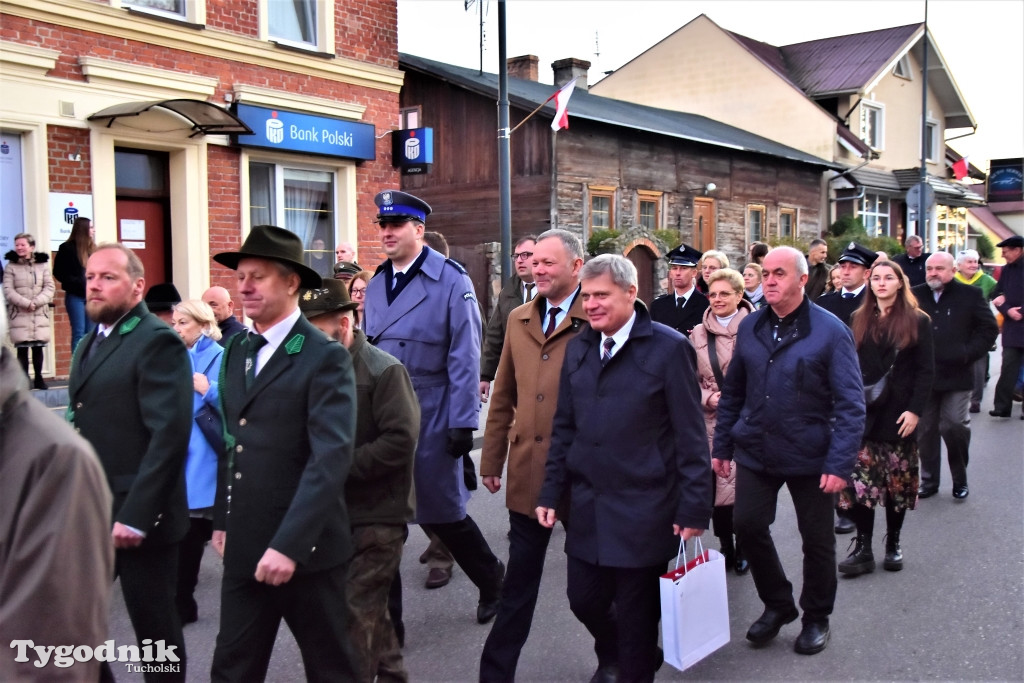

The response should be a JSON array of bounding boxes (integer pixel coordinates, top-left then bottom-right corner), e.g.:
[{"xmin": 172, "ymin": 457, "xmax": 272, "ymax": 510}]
[
  {"xmin": 3, "ymin": 232, "xmax": 55, "ymax": 389},
  {"xmin": 690, "ymin": 268, "xmax": 753, "ymax": 575}
]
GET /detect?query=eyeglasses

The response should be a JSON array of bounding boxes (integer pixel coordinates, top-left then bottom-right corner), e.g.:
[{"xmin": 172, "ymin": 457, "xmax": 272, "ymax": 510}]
[{"xmin": 514, "ymin": 252, "xmax": 533, "ymax": 261}]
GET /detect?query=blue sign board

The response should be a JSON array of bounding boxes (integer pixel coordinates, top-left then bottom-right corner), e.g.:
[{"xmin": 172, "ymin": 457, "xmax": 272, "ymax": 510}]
[
  {"xmin": 393, "ymin": 127, "xmax": 433, "ymax": 165},
  {"xmin": 233, "ymin": 103, "xmax": 376, "ymax": 160}
]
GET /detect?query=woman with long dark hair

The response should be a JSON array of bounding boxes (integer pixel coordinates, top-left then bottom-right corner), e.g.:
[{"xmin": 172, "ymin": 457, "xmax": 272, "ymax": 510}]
[
  {"xmin": 839, "ymin": 260, "xmax": 933, "ymax": 575},
  {"xmin": 53, "ymin": 216, "xmax": 96, "ymax": 351}
]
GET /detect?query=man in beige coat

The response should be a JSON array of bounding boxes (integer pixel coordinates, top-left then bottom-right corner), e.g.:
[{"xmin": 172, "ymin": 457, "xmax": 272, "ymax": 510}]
[{"xmin": 479, "ymin": 229, "xmax": 616, "ymax": 682}]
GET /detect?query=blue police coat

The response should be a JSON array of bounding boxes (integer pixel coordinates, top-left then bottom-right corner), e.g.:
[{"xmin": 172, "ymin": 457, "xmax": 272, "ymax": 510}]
[{"xmin": 364, "ymin": 246, "xmax": 482, "ymax": 524}]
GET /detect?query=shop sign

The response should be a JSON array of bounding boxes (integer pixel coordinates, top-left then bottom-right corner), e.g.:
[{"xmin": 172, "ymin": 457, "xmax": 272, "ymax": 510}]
[{"xmin": 234, "ymin": 104, "xmax": 375, "ymax": 160}]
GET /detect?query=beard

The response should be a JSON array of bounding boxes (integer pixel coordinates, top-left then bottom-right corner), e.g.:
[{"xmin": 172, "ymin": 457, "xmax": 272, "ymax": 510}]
[
  {"xmin": 87, "ymin": 299, "xmax": 133, "ymax": 326},
  {"xmin": 926, "ymin": 277, "xmax": 945, "ymax": 291}
]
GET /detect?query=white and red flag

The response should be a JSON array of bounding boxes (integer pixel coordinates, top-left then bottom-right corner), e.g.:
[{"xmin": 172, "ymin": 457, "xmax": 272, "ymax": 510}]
[
  {"xmin": 952, "ymin": 156, "xmax": 969, "ymax": 180},
  {"xmin": 549, "ymin": 77, "xmax": 578, "ymax": 132}
]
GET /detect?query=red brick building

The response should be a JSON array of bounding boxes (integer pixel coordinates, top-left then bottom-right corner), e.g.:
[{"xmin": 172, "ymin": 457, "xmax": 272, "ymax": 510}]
[{"xmin": 1, "ymin": 0, "xmax": 402, "ymax": 377}]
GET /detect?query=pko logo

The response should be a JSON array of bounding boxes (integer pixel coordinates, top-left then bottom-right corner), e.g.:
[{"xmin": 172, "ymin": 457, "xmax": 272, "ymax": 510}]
[
  {"xmin": 64, "ymin": 203, "xmax": 79, "ymax": 224},
  {"xmin": 266, "ymin": 111, "xmax": 284, "ymax": 144}
]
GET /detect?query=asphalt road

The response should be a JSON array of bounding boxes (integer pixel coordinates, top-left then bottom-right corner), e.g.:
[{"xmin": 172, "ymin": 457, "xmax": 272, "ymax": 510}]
[{"xmin": 106, "ymin": 357, "xmax": 1024, "ymax": 682}]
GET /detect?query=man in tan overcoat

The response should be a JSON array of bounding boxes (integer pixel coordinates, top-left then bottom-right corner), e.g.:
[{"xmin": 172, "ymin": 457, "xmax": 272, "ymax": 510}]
[{"xmin": 478, "ymin": 229, "xmax": 617, "ymax": 682}]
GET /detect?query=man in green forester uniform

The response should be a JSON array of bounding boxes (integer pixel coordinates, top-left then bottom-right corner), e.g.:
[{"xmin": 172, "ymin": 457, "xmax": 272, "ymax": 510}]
[
  {"xmin": 68, "ymin": 243, "xmax": 193, "ymax": 682},
  {"xmin": 209, "ymin": 225, "xmax": 358, "ymax": 682}
]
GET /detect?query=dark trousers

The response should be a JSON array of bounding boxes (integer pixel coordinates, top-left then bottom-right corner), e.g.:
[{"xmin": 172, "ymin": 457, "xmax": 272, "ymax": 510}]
[
  {"xmin": 211, "ymin": 563, "xmax": 357, "ymax": 683},
  {"xmin": 421, "ymin": 515, "xmax": 501, "ymax": 600},
  {"xmin": 733, "ymin": 465, "xmax": 837, "ymax": 624},
  {"xmin": 918, "ymin": 389, "xmax": 972, "ymax": 489},
  {"xmin": 116, "ymin": 542, "xmax": 186, "ymax": 682},
  {"xmin": 175, "ymin": 517, "xmax": 213, "ymax": 618},
  {"xmin": 993, "ymin": 346, "xmax": 1023, "ymax": 413},
  {"xmin": 480, "ymin": 512, "xmax": 606, "ymax": 682},
  {"xmin": 347, "ymin": 524, "xmax": 407, "ymax": 683},
  {"xmin": 567, "ymin": 557, "xmax": 660, "ymax": 683}
]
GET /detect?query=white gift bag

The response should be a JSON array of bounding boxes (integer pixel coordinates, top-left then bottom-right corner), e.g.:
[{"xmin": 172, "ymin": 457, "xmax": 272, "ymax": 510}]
[{"xmin": 659, "ymin": 537, "xmax": 730, "ymax": 672}]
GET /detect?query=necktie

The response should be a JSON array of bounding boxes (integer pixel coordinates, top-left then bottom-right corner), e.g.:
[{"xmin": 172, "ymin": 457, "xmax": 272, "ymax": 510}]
[
  {"xmin": 544, "ymin": 307, "xmax": 561, "ymax": 338},
  {"xmin": 601, "ymin": 338, "xmax": 616, "ymax": 366},
  {"xmin": 676, "ymin": 296, "xmax": 686, "ymax": 309},
  {"xmin": 245, "ymin": 334, "xmax": 268, "ymax": 390},
  {"xmin": 394, "ymin": 271, "xmax": 406, "ymax": 289},
  {"xmin": 842, "ymin": 292, "xmax": 855, "ymax": 299},
  {"xmin": 524, "ymin": 283, "xmax": 535, "ymax": 303},
  {"xmin": 84, "ymin": 331, "xmax": 107, "ymax": 367}
]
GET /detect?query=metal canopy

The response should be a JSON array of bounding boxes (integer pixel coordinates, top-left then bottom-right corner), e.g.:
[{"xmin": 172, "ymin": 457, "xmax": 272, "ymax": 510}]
[{"xmin": 88, "ymin": 99, "xmax": 253, "ymax": 137}]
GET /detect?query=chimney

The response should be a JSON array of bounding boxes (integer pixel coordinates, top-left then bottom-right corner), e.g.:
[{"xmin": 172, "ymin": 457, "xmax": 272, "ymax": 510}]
[
  {"xmin": 507, "ymin": 55, "xmax": 539, "ymax": 82},
  {"xmin": 551, "ymin": 57, "xmax": 591, "ymax": 90}
]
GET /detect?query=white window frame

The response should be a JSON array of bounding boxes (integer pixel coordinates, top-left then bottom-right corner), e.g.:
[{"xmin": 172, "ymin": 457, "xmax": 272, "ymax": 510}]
[
  {"xmin": 924, "ymin": 118, "xmax": 941, "ymax": 162},
  {"xmin": 261, "ymin": 0, "xmax": 335, "ymax": 54},
  {"xmin": 860, "ymin": 101, "xmax": 885, "ymax": 151},
  {"xmin": 893, "ymin": 55, "xmax": 913, "ymax": 80},
  {"xmin": 115, "ymin": 0, "xmax": 206, "ymax": 26},
  {"xmin": 860, "ymin": 193, "xmax": 891, "ymax": 238}
]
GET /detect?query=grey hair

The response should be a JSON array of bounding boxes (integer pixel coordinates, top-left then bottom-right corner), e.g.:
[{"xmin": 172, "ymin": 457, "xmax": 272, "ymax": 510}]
[
  {"xmin": 536, "ymin": 229, "xmax": 584, "ymax": 262},
  {"xmin": 905, "ymin": 234, "xmax": 924, "ymax": 246},
  {"xmin": 956, "ymin": 249, "xmax": 980, "ymax": 264},
  {"xmin": 701, "ymin": 249, "xmax": 730, "ymax": 269},
  {"xmin": 579, "ymin": 253, "xmax": 637, "ymax": 290},
  {"xmin": 768, "ymin": 246, "xmax": 809, "ymax": 276}
]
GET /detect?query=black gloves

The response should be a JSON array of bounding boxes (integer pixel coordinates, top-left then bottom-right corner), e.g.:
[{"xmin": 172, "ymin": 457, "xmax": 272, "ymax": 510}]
[{"xmin": 447, "ymin": 427, "xmax": 474, "ymax": 459}]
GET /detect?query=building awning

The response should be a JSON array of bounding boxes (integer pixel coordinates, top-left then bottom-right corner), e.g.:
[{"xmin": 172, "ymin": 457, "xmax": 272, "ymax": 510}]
[
  {"xmin": 892, "ymin": 169, "xmax": 987, "ymax": 208},
  {"xmin": 88, "ymin": 99, "xmax": 253, "ymax": 137}
]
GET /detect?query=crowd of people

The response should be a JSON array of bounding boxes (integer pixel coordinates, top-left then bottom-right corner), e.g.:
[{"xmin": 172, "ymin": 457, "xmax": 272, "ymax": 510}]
[{"xmin": 3, "ymin": 191, "xmax": 1023, "ymax": 681}]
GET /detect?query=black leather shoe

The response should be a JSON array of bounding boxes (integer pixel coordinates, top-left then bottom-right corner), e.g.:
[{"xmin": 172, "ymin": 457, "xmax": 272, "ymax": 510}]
[
  {"xmin": 917, "ymin": 487, "xmax": 938, "ymax": 499},
  {"xmin": 746, "ymin": 606, "xmax": 798, "ymax": 645},
  {"xmin": 953, "ymin": 484, "xmax": 969, "ymax": 499},
  {"xmin": 794, "ymin": 621, "xmax": 830, "ymax": 655},
  {"xmin": 834, "ymin": 516, "xmax": 856, "ymax": 534},
  {"xmin": 425, "ymin": 567, "xmax": 451, "ymax": 589},
  {"xmin": 477, "ymin": 560, "xmax": 506, "ymax": 624},
  {"xmin": 588, "ymin": 664, "xmax": 619, "ymax": 683},
  {"xmin": 989, "ymin": 410, "xmax": 1011, "ymax": 417}
]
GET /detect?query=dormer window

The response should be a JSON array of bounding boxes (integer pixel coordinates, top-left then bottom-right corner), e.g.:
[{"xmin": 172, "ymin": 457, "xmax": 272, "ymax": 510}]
[
  {"xmin": 893, "ymin": 55, "xmax": 913, "ymax": 80},
  {"xmin": 861, "ymin": 102, "xmax": 885, "ymax": 151}
]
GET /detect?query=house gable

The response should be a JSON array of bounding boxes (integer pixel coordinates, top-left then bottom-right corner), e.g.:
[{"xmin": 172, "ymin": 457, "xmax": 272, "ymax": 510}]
[{"xmin": 590, "ymin": 14, "xmax": 837, "ymax": 160}]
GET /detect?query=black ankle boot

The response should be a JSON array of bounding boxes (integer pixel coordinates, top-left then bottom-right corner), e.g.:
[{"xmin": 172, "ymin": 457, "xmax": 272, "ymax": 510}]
[
  {"xmin": 838, "ymin": 533, "xmax": 875, "ymax": 575},
  {"xmin": 883, "ymin": 530, "xmax": 903, "ymax": 571},
  {"xmin": 33, "ymin": 376, "xmax": 48, "ymax": 391}
]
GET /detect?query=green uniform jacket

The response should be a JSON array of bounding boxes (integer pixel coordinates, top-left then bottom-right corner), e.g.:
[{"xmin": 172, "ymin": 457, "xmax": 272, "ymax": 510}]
[
  {"xmin": 215, "ymin": 314, "xmax": 356, "ymax": 578},
  {"xmin": 67, "ymin": 301, "xmax": 192, "ymax": 545},
  {"xmin": 348, "ymin": 328, "xmax": 420, "ymax": 526}
]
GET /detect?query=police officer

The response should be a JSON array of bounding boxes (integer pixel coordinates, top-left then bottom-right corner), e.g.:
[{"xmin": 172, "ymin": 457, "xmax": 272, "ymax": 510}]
[
  {"xmin": 363, "ymin": 190, "xmax": 505, "ymax": 625},
  {"xmin": 650, "ymin": 243, "xmax": 709, "ymax": 336}
]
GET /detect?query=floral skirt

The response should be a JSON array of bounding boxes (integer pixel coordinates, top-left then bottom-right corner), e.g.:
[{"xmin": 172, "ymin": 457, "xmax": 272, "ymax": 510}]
[{"xmin": 840, "ymin": 438, "xmax": 919, "ymax": 513}]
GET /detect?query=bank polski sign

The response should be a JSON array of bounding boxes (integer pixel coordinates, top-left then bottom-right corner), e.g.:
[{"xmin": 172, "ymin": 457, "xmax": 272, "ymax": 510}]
[{"xmin": 233, "ymin": 104, "xmax": 376, "ymax": 160}]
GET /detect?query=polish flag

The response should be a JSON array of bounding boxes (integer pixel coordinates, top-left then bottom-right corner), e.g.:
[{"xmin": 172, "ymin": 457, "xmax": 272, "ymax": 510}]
[
  {"xmin": 952, "ymin": 156, "xmax": 969, "ymax": 180},
  {"xmin": 549, "ymin": 78, "xmax": 578, "ymax": 132}
]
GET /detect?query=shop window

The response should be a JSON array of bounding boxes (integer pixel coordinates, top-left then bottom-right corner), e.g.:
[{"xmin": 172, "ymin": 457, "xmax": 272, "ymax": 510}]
[
  {"xmin": 747, "ymin": 204, "xmax": 765, "ymax": 243},
  {"xmin": 589, "ymin": 186, "xmax": 615, "ymax": 233},
  {"xmin": 779, "ymin": 208, "xmax": 796, "ymax": 239},
  {"xmin": 860, "ymin": 193, "xmax": 890, "ymax": 237},
  {"xmin": 249, "ymin": 162, "xmax": 335, "ymax": 278},
  {"xmin": 637, "ymin": 191, "xmax": 662, "ymax": 231}
]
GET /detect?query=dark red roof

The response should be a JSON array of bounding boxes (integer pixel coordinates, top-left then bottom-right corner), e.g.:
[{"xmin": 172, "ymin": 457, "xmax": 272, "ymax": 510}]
[{"xmin": 729, "ymin": 24, "xmax": 922, "ymax": 97}]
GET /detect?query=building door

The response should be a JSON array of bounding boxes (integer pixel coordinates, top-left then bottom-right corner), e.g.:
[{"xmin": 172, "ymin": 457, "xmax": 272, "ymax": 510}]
[
  {"xmin": 694, "ymin": 198, "xmax": 716, "ymax": 252},
  {"xmin": 627, "ymin": 244, "xmax": 656, "ymax": 306},
  {"xmin": 115, "ymin": 148, "xmax": 171, "ymax": 285}
]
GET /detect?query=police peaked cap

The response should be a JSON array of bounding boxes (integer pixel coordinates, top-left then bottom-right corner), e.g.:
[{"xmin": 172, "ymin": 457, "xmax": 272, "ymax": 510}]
[{"xmin": 375, "ymin": 190, "xmax": 431, "ymax": 223}]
